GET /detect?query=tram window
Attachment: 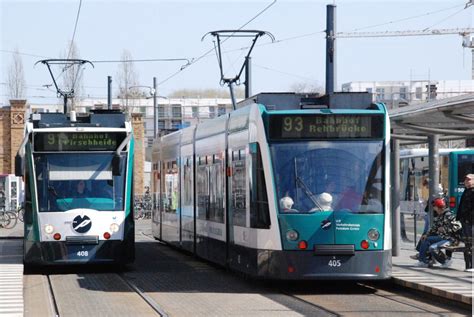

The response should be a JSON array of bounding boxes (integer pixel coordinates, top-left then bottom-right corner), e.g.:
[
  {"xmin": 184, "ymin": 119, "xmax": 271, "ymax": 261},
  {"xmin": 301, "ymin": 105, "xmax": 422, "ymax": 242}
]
[
  {"xmin": 208, "ymin": 162, "xmax": 224, "ymax": 223},
  {"xmin": 34, "ymin": 153, "xmax": 126, "ymax": 212},
  {"xmin": 197, "ymin": 165, "xmax": 209, "ymax": 220},
  {"xmin": 250, "ymin": 143, "xmax": 270, "ymax": 229},
  {"xmin": 183, "ymin": 158, "xmax": 193, "ymax": 207},
  {"xmin": 24, "ymin": 167, "xmax": 33, "ymax": 224},
  {"xmin": 231, "ymin": 155, "xmax": 247, "ymax": 227},
  {"xmin": 270, "ymin": 141, "xmax": 384, "ymax": 214},
  {"xmin": 457, "ymin": 154, "xmax": 474, "ymax": 185},
  {"xmin": 164, "ymin": 161, "xmax": 179, "ymax": 213}
]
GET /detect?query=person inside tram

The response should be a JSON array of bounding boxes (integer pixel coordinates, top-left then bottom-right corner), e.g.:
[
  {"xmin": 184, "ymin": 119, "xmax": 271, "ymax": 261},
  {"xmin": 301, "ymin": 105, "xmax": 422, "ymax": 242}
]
[
  {"xmin": 69, "ymin": 180, "xmax": 91, "ymax": 208},
  {"xmin": 279, "ymin": 196, "xmax": 298, "ymax": 213},
  {"xmin": 416, "ymin": 198, "xmax": 462, "ymax": 268},
  {"xmin": 72, "ymin": 180, "xmax": 88, "ymax": 198},
  {"xmin": 309, "ymin": 192, "xmax": 333, "ymax": 212}
]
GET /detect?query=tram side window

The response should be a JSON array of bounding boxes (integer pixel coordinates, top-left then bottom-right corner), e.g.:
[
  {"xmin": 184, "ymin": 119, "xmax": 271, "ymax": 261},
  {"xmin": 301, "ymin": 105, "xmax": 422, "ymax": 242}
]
[
  {"xmin": 197, "ymin": 157, "xmax": 209, "ymax": 220},
  {"xmin": 24, "ymin": 164, "xmax": 33, "ymax": 223},
  {"xmin": 457, "ymin": 154, "xmax": 474, "ymax": 185},
  {"xmin": 231, "ymin": 149, "xmax": 247, "ymax": 227},
  {"xmin": 250, "ymin": 143, "xmax": 270, "ymax": 229},
  {"xmin": 153, "ymin": 162, "xmax": 161, "ymax": 223},
  {"xmin": 164, "ymin": 161, "xmax": 179, "ymax": 213},
  {"xmin": 183, "ymin": 158, "xmax": 193, "ymax": 207},
  {"xmin": 209, "ymin": 155, "xmax": 224, "ymax": 223}
]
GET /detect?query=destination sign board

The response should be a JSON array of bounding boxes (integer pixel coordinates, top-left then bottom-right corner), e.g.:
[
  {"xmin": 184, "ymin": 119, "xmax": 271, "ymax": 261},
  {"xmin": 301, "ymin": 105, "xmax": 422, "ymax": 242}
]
[
  {"xmin": 34, "ymin": 132, "xmax": 126, "ymax": 151},
  {"xmin": 268, "ymin": 114, "xmax": 384, "ymax": 140}
]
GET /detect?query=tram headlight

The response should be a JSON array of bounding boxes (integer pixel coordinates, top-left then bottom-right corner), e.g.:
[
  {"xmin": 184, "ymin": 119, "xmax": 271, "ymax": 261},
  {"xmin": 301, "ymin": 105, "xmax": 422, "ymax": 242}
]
[
  {"xmin": 44, "ymin": 224, "xmax": 54, "ymax": 234},
  {"xmin": 286, "ymin": 229, "xmax": 299, "ymax": 241},
  {"xmin": 110, "ymin": 223, "xmax": 120, "ymax": 233},
  {"xmin": 368, "ymin": 228, "xmax": 380, "ymax": 241}
]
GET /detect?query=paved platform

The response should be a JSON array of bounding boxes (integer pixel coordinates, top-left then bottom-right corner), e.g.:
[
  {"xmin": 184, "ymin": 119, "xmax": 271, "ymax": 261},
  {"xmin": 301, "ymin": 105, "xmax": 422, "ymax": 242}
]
[
  {"xmin": 392, "ymin": 241, "xmax": 473, "ymax": 307},
  {"xmin": 0, "ymin": 221, "xmax": 472, "ymax": 316},
  {"xmin": 0, "ymin": 238, "xmax": 23, "ymax": 316}
]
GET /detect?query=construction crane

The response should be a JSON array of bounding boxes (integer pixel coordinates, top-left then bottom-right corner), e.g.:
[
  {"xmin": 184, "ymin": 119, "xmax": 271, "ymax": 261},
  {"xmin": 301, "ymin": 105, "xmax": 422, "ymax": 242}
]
[
  {"xmin": 336, "ymin": 28, "xmax": 473, "ymax": 48},
  {"xmin": 335, "ymin": 0, "xmax": 474, "ymax": 43}
]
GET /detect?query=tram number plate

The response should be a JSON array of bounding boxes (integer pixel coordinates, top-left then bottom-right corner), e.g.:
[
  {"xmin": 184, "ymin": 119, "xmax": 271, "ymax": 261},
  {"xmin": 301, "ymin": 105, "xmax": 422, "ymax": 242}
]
[
  {"xmin": 68, "ymin": 245, "xmax": 95, "ymax": 260},
  {"xmin": 328, "ymin": 259, "xmax": 341, "ymax": 267}
]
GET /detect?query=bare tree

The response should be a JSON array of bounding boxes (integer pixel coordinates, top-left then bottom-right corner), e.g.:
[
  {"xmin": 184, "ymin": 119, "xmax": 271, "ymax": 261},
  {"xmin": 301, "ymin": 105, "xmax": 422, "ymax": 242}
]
[
  {"xmin": 117, "ymin": 49, "xmax": 140, "ymax": 114},
  {"xmin": 290, "ymin": 81, "xmax": 324, "ymax": 94},
  {"xmin": 61, "ymin": 41, "xmax": 84, "ymax": 110},
  {"xmin": 7, "ymin": 48, "xmax": 26, "ymax": 99}
]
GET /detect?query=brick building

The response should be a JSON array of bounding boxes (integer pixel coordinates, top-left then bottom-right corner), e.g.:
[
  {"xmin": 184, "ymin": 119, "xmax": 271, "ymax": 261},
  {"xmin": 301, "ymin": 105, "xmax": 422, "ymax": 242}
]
[{"xmin": 0, "ymin": 100, "xmax": 26, "ymax": 174}]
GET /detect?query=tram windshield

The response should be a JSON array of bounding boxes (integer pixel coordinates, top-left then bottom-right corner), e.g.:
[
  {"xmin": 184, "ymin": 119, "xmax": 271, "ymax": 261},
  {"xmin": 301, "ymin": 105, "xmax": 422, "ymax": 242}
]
[
  {"xmin": 34, "ymin": 153, "xmax": 126, "ymax": 212},
  {"xmin": 271, "ymin": 141, "xmax": 384, "ymax": 214}
]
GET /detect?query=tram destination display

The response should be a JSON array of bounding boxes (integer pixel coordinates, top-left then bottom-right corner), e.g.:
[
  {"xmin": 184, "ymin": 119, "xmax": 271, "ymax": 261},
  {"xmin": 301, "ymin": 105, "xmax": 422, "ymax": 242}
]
[
  {"xmin": 34, "ymin": 132, "xmax": 126, "ymax": 151},
  {"xmin": 268, "ymin": 114, "xmax": 384, "ymax": 139}
]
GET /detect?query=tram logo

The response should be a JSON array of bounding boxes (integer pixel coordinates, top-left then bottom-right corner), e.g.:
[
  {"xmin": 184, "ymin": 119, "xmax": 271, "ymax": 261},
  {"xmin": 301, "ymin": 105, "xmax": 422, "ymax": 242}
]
[
  {"xmin": 320, "ymin": 219, "xmax": 332, "ymax": 230},
  {"xmin": 72, "ymin": 215, "xmax": 92, "ymax": 233}
]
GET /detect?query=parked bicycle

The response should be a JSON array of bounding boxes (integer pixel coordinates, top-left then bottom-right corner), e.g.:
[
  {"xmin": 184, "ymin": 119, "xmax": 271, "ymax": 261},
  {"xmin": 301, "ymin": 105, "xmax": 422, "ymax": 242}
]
[
  {"xmin": 0, "ymin": 209, "xmax": 17, "ymax": 229},
  {"xmin": 0, "ymin": 210, "xmax": 11, "ymax": 228},
  {"xmin": 134, "ymin": 192, "xmax": 153, "ymax": 220}
]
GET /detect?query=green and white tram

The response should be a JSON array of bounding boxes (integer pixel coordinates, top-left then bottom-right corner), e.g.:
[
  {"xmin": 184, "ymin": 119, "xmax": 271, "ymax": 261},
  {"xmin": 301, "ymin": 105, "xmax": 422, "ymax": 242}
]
[
  {"xmin": 16, "ymin": 110, "xmax": 135, "ymax": 266},
  {"xmin": 152, "ymin": 93, "xmax": 391, "ymax": 279}
]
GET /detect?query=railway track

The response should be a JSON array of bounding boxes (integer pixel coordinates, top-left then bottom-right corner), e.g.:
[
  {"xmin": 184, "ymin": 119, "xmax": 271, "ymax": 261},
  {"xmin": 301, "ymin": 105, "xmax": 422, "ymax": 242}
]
[
  {"xmin": 22, "ymin": 222, "xmax": 470, "ymax": 316},
  {"xmin": 29, "ymin": 269, "xmax": 165, "ymax": 317}
]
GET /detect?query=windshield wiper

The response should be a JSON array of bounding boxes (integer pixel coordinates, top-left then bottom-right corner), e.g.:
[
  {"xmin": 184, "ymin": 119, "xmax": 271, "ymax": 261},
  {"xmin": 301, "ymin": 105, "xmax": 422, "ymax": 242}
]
[{"xmin": 294, "ymin": 158, "xmax": 323, "ymax": 210}]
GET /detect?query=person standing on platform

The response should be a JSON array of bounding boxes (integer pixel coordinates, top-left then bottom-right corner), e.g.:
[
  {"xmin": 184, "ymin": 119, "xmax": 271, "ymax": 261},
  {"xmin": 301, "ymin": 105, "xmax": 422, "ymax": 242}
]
[{"xmin": 456, "ymin": 174, "xmax": 474, "ymax": 272}]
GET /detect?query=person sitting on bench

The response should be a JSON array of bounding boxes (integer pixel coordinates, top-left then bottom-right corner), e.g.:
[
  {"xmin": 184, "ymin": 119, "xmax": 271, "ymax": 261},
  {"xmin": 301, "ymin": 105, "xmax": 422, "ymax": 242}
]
[{"xmin": 416, "ymin": 198, "xmax": 462, "ymax": 268}]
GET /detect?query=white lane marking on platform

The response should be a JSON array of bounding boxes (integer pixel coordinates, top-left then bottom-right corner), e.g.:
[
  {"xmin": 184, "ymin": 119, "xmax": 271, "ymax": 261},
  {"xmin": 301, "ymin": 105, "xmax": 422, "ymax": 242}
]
[{"xmin": 0, "ymin": 264, "xmax": 23, "ymax": 316}]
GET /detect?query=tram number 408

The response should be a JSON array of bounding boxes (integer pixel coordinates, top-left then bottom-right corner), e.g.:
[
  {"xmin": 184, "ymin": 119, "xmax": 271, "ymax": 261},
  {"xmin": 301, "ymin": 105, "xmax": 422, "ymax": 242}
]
[
  {"xmin": 328, "ymin": 259, "xmax": 341, "ymax": 267},
  {"xmin": 77, "ymin": 251, "xmax": 89, "ymax": 257}
]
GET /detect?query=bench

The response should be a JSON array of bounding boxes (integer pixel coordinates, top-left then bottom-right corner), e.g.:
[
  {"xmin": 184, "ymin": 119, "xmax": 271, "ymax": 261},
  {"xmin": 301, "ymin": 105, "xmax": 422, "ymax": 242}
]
[{"xmin": 443, "ymin": 238, "xmax": 471, "ymax": 253}]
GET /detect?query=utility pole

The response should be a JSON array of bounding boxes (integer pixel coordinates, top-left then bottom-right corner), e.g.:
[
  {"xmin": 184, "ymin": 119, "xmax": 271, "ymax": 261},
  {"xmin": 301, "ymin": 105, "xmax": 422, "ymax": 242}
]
[
  {"xmin": 107, "ymin": 76, "xmax": 112, "ymax": 110},
  {"xmin": 153, "ymin": 77, "xmax": 157, "ymax": 137},
  {"xmin": 326, "ymin": 4, "xmax": 337, "ymax": 95}
]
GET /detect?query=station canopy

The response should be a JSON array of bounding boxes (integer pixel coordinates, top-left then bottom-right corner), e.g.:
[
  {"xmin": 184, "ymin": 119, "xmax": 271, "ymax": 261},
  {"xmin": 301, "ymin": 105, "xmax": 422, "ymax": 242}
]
[{"xmin": 389, "ymin": 93, "xmax": 474, "ymax": 141}]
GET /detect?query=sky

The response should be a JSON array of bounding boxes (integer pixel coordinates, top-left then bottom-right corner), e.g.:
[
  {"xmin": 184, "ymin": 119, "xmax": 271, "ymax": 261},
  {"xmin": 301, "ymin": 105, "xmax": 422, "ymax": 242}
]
[{"xmin": 0, "ymin": 0, "xmax": 473, "ymax": 106}]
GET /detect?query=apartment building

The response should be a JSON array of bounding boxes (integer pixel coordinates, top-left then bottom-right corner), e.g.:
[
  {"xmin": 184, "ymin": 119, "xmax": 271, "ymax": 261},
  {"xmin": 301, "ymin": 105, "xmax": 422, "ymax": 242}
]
[{"xmin": 342, "ymin": 80, "xmax": 474, "ymax": 109}]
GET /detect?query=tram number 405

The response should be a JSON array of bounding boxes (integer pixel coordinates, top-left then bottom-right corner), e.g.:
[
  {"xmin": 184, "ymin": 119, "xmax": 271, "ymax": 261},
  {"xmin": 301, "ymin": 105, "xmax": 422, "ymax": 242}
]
[
  {"xmin": 328, "ymin": 259, "xmax": 341, "ymax": 267},
  {"xmin": 76, "ymin": 251, "xmax": 89, "ymax": 257}
]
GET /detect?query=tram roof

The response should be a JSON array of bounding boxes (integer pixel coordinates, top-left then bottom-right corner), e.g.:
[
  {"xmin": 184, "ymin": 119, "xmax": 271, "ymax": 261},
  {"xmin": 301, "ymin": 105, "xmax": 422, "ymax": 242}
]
[
  {"xmin": 389, "ymin": 93, "xmax": 474, "ymax": 140},
  {"xmin": 237, "ymin": 92, "xmax": 380, "ymax": 111},
  {"xmin": 30, "ymin": 110, "xmax": 127, "ymax": 129}
]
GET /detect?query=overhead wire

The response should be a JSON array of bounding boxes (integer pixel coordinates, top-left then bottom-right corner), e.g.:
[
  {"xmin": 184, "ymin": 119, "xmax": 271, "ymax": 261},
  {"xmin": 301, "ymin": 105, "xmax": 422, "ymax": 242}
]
[
  {"xmin": 253, "ymin": 63, "xmax": 316, "ymax": 81},
  {"xmin": 157, "ymin": 3, "xmax": 468, "ymax": 87},
  {"xmin": 67, "ymin": 0, "xmax": 83, "ymax": 60},
  {"xmin": 350, "ymin": 3, "xmax": 465, "ymax": 32},
  {"xmin": 0, "ymin": 49, "xmax": 51, "ymax": 59},
  {"xmin": 54, "ymin": 0, "xmax": 84, "ymax": 86},
  {"xmin": 158, "ymin": 0, "xmax": 277, "ymax": 86},
  {"xmin": 4, "ymin": 1, "xmax": 470, "ymax": 100},
  {"xmin": 91, "ymin": 58, "xmax": 191, "ymax": 64},
  {"xmin": 422, "ymin": 7, "xmax": 468, "ymax": 31}
]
